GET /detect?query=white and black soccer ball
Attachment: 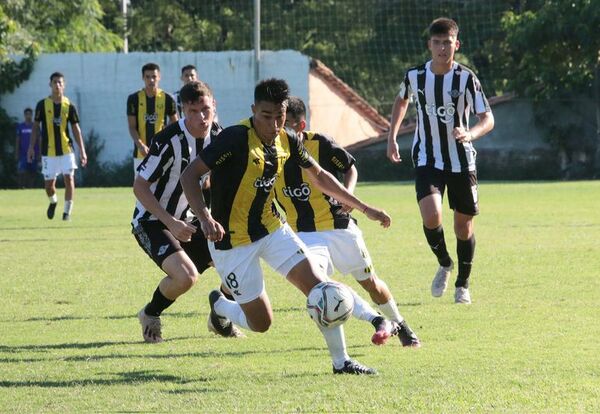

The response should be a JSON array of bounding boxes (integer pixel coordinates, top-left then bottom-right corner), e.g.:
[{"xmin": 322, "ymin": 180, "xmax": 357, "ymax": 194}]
[{"xmin": 306, "ymin": 281, "xmax": 354, "ymax": 328}]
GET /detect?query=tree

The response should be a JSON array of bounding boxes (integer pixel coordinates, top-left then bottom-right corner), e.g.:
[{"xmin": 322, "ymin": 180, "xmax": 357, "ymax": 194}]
[{"xmin": 496, "ymin": 0, "xmax": 600, "ymax": 177}]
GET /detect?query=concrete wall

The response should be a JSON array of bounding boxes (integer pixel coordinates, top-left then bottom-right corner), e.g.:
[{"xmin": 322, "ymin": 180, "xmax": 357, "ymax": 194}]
[{"xmin": 1, "ymin": 51, "xmax": 310, "ymax": 163}]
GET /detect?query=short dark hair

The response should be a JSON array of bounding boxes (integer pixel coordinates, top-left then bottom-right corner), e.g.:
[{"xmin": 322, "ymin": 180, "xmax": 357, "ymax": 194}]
[
  {"xmin": 181, "ymin": 64, "xmax": 196, "ymax": 74},
  {"xmin": 429, "ymin": 17, "xmax": 459, "ymax": 38},
  {"xmin": 24, "ymin": 107, "xmax": 33, "ymax": 114},
  {"xmin": 141, "ymin": 63, "xmax": 160, "ymax": 74},
  {"xmin": 50, "ymin": 72, "xmax": 64, "ymax": 82},
  {"xmin": 286, "ymin": 96, "xmax": 306, "ymax": 122},
  {"xmin": 254, "ymin": 78, "xmax": 289, "ymax": 105},
  {"xmin": 179, "ymin": 81, "xmax": 213, "ymax": 105}
]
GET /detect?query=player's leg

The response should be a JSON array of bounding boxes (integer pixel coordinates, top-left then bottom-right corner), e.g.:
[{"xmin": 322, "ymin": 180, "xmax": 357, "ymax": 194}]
[
  {"xmin": 133, "ymin": 221, "xmax": 198, "ymax": 342},
  {"xmin": 61, "ymin": 154, "xmax": 77, "ymax": 220},
  {"xmin": 327, "ymin": 224, "xmax": 420, "ymax": 347},
  {"xmin": 42, "ymin": 156, "xmax": 59, "ymax": 219},
  {"xmin": 448, "ymin": 171, "xmax": 479, "ymax": 304},
  {"xmin": 416, "ymin": 167, "xmax": 454, "ymax": 296}
]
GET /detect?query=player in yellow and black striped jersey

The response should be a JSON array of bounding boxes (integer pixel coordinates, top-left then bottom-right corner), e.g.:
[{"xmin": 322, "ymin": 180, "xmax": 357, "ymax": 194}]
[
  {"xmin": 28, "ymin": 72, "xmax": 87, "ymax": 221},
  {"xmin": 182, "ymin": 78, "xmax": 399, "ymax": 375},
  {"xmin": 275, "ymin": 96, "xmax": 421, "ymax": 347},
  {"xmin": 127, "ymin": 62, "xmax": 177, "ymax": 172}
]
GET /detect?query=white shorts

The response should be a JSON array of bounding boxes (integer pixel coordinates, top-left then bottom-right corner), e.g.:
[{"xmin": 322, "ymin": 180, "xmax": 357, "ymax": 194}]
[
  {"xmin": 208, "ymin": 224, "xmax": 309, "ymax": 304},
  {"xmin": 42, "ymin": 154, "xmax": 77, "ymax": 180},
  {"xmin": 298, "ymin": 220, "xmax": 374, "ymax": 282},
  {"xmin": 133, "ymin": 158, "xmax": 143, "ymax": 173}
]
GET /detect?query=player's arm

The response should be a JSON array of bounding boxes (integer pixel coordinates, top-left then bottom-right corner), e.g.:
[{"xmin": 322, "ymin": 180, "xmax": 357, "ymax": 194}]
[
  {"xmin": 133, "ymin": 174, "xmax": 196, "ymax": 242},
  {"xmin": 27, "ymin": 121, "xmax": 40, "ymax": 163},
  {"xmin": 180, "ymin": 157, "xmax": 224, "ymax": 241},
  {"xmin": 453, "ymin": 111, "xmax": 495, "ymax": 143},
  {"xmin": 340, "ymin": 164, "xmax": 358, "ymax": 213},
  {"xmin": 167, "ymin": 94, "xmax": 179, "ymax": 124},
  {"xmin": 15, "ymin": 127, "xmax": 20, "ymax": 161},
  {"xmin": 71, "ymin": 123, "xmax": 87, "ymax": 167},
  {"xmin": 303, "ymin": 163, "xmax": 390, "ymax": 228},
  {"xmin": 127, "ymin": 115, "xmax": 148, "ymax": 157},
  {"xmin": 387, "ymin": 95, "xmax": 410, "ymax": 163}
]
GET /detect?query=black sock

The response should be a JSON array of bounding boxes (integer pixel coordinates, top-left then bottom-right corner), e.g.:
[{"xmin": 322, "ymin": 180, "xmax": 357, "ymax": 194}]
[
  {"xmin": 455, "ymin": 236, "xmax": 476, "ymax": 288},
  {"xmin": 423, "ymin": 225, "xmax": 452, "ymax": 267},
  {"xmin": 144, "ymin": 286, "xmax": 175, "ymax": 317},
  {"xmin": 220, "ymin": 286, "xmax": 234, "ymax": 301}
]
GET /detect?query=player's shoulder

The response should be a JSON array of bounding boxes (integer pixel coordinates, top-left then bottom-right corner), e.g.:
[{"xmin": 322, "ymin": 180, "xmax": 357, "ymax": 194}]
[
  {"xmin": 216, "ymin": 123, "xmax": 250, "ymax": 145},
  {"xmin": 454, "ymin": 62, "xmax": 478, "ymax": 78},
  {"xmin": 305, "ymin": 130, "xmax": 334, "ymax": 143},
  {"xmin": 406, "ymin": 63, "xmax": 427, "ymax": 75},
  {"xmin": 153, "ymin": 121, "xmax": 182, "ymax": 144}
]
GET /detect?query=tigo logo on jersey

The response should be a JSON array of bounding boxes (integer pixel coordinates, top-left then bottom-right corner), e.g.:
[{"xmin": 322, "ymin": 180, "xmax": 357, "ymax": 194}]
[
  {"xmin": 282, "ymin": 182, "xmax": 311, "ymax": 201},
  {"xmin": 425, "ymin": 102, "xmax": 455, "ymax": 124},
  {"xmin": 254, "ymin": 175, "xmax": 277, "ymax": 192},
  {"xmin": 144, "ymin": 113, "xmax": 158, "ymax": 123}
]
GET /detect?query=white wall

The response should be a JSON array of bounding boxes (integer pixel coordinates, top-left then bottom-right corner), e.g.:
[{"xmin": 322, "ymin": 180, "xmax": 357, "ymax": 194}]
[{"xmin": 2, "ymin": 50, "xmax": 310, "ymax": 163}]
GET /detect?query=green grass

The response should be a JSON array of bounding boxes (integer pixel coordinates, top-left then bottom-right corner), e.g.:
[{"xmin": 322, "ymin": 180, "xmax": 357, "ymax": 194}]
[{"xmin": 1, "ymin": 182, "xmax": 599, "ymax": 413}]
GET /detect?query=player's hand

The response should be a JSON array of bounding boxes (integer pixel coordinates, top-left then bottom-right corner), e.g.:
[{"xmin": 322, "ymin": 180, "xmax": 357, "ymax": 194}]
[
  {"xmin": 27, "ymin": 147, "xmax": 35, "ymax": 163},
  {"xmin": 80, "ymin": 153, "xmax": 88, "ymax": 168},
  {"xmin": 199, "ymin": 215, "xmax": 225, "ymax": 242},
  {"xmin": 363, "ymin": 206, "xmax": 391, "ymax": 228},
  {"xmin": 387, "ymin": 139, "xmax": 402, "ymax": 163},
  {"xmin": 138, "ymin": 143, "xmax": 149, "ymax": 157},
  {"xmin": 168, "ymin": 219, "xmax": 197, "ymax": 242},
  {"xmin": 453, "ymin": 126, "xmax": 472, "ymax": 143}
]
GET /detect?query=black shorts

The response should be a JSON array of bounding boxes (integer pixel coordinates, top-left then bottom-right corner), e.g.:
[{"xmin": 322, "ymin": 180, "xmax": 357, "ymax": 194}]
[
  {"xmin": 415, "ymin": 166, "xmax": 479, "ymax": 216},
  {"xmin": 132, "ymin": 218, "xmax": 212, "ymax": 273}
]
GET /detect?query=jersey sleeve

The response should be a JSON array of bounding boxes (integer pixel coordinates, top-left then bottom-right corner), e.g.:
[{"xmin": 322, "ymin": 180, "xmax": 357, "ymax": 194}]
[
  {"xmin": 397, "ymin": 72, "xmax": 411, "ymax": 100},
  {"xmin": 126, "ymin": 93, "xmax": 137, "ymax": 116},
  {"xmin": 199, "ymin": 126, "xmax": 237, "ymax": 170},
  {"xmin": 137, "ymin": 138, "xmax": 174, "ymax": 182},
  {"xmin": 165, "ymin": 93, "xmax": 177, "ymax": 116},
  {"xmin": 34, "ymin": 100, "xmax": 44, "ymax": 122},
  {"xmin": 68, "ymin": 104, "xmax": 80, "ymax": 124},
  {"xmin": 318, "ymin": 133, "xmax": 355, "ymax": 173},
  {"xmin": 288, "ymin": 130, "xmax": 315, "ymax": 169},
  {"xmin": 466, "ymin": 73, "xmax": 491, "ymax": 115}
]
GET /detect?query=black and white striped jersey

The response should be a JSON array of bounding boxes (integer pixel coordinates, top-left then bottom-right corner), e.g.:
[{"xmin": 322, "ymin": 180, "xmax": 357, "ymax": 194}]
[
  {"xmin": 398, "ymin": 60, "xmax": 491, "ymax": 173},
  {"xmin": 131, "ymin": 119, "xmax": 220, "ymax": 227}
]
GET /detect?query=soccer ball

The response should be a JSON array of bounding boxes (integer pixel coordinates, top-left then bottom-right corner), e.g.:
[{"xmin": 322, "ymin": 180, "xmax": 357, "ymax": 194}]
[{"xmin": 306, "ymin": 281, "xmax": 354, "ymax": 328}]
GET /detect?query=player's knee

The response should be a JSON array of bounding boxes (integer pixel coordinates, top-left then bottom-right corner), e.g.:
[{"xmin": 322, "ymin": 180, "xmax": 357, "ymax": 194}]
[
  {"xmin": 249, "ymin": 317, "xmax": 272, "ymax": 333},
  {"xmin": 172, "ymin": 270, "xmax": 198, "ymax": 291}
]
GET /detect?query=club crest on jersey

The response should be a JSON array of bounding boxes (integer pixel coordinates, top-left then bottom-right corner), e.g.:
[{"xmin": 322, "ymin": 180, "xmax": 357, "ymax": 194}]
[
  {"xmin": 282, "ymin": 182, "xmax": 311, "ymax": 201},
  {"xmin": 254, "ymin": 175, "xmax": 277, "ymax": 192},
  {"xmin": 447, "ymin": 89, "xmax": 463, "ymax": 98}
]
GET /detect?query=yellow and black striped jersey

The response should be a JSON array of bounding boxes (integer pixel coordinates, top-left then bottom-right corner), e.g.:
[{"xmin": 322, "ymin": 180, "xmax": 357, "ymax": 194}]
[
  {"xmin": 34, "ymin": 96, "xmax": 79, "ymax": 156},
  {"xmin": 126, "ymin": 89, "xmax": 177, "ymax": 159},
  {"xmin": 199, "ymin": 118, "xmax": 314, "ymax": 250},
  {"xmin": 274, "ymin": 131, "xmax": 356, "ymax": 232}
]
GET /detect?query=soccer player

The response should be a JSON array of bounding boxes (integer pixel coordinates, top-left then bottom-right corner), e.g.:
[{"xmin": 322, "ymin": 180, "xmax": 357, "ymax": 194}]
[
  {"xmin": 181, "ymin": 78, "xmax": 399, "ymax": 375},
  {"xmin": 174, "ymin": 64, "xmax": 220, "ymax": 123},
  {"xmin": 387, "ymin": 17, "xmax": 495, "ymax": 304},
  {"xmin": 16, "ymin": 107, "xmax": 39, "ymax": 188},
  {"xmin": 276, "ymin": 96, "xmax": 420, "ymax": 347},
  {"xmin": 133, "ymin": 81, "xmax": 242, "ymax": 343},
  {"xmin": 28, "ymin": 72, "xmax": 87, "ymax": 221},
  {"xmin": 127, "ymin": 63, "xmax": 178, "ymax": 172}
]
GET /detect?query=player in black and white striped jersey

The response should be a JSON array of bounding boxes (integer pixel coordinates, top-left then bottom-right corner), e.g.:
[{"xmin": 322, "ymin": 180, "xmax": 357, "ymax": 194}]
[
  {"xmin": 387, "ymin": 17, "xmax": 495, "ymax": 304},
  {"xmin": 132, "ymin": 80, "xmax": 241, "ymax": 342}
]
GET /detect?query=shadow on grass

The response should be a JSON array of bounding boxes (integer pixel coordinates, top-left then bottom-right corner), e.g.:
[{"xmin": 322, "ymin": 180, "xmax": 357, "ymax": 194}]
[{"xmin": 0, "ymin": 370, "xmax": 211, "ymax": 388}]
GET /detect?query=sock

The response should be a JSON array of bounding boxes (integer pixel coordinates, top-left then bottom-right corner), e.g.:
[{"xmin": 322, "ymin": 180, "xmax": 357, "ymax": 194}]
[
  {"xmin": 318, "ymin": 324, "xmax": 350, "ymax": 369},
  {"xmin": 378, "ymin": 299, "xmax": 404, "ymax": 324},
  {"xmin": 49, "ymin": 194, "xmax": 58, "ymax": 204},
  {"xmin": 144, "ymin": 286, "xmax": 175, "ymax": 317},
  {"xmin": 455, "ymin": 236, "xmax": 476, "ymax": 288},
  {"xmin": 214, "ymin": 296, "xmax": 250, "ymax": 330},
  {"xmin": 220, "ymin": 286, "xmax": 235, "ymax": 301},
  {"xmin": 64, "ymin": 200, "xmax": 73, "ymax": 215},
  {"xmin": 349, "ymin": 288, "xmax": 379, "ymax": 323},
  {"xmin": 423, "ymin": 225, "xmax": 452, "ymax": 267}
]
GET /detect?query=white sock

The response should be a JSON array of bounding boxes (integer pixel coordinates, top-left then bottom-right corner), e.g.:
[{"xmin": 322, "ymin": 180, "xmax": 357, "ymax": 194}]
[
  {"xmin": 64, "ymin": 200, "xmax": 73, "ymax": 215},
  {"xmin": 349, "ymin": 288, "xmax": 379, "ymax": 322},
  {"xmin": 318, "ymin": 324, "xmax": 350, "ymax": 369},
  {"xmin": 49, "ymin": 194, "xmax": 58, "ymax": 204},
  {"xmin": 214, "ymin": 296, "xmax": 250, "ymax": 330},
  {"xmin": 378, "ymin": 299, "xmax": 404, "ymax": 323}
]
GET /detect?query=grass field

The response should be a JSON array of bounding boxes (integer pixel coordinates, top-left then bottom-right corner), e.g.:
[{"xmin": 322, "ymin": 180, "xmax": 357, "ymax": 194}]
[{"xmin": 1, "ymin": 181, "xmax": 599, "ymax": 413}]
